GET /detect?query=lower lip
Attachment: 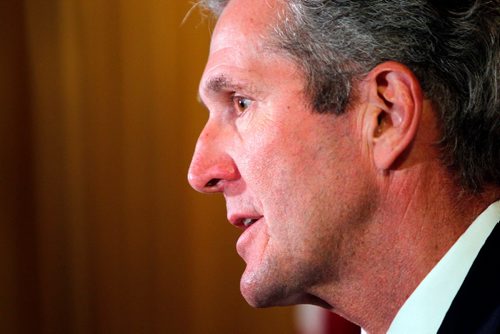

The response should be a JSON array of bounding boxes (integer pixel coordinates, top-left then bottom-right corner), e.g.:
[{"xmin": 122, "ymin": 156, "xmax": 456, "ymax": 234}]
[{"xmin": 236, "ymin": 217, "xmax": 264, "ymax": 259}]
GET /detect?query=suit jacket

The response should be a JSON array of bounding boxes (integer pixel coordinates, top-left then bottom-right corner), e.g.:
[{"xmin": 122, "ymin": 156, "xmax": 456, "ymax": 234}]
[{"xmin": 438, "ymin": 222, "xmax": 500, "ymax": 334}]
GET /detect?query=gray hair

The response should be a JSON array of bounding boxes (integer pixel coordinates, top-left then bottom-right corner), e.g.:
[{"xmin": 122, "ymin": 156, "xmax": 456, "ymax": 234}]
[{"xmin": 199, "ymin": 0, "xmax": 500, "ymax": 193}]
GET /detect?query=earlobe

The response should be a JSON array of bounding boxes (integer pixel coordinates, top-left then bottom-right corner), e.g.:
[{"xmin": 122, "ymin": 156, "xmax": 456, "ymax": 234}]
[{"xmin": 363, "ymin": 61, "xmax": 423, "ymax": 171}]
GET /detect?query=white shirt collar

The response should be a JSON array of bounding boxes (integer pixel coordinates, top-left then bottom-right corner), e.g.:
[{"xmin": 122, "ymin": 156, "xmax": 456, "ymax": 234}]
[{"xmin": 382, "ymin": 200, "xmax": 500, "ymax": 334}]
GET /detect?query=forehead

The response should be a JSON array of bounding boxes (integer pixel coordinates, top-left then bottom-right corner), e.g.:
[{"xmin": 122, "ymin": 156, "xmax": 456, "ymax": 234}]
[
  {"xmin": 199, "ymin": 0, "xmax": 297, "ymax": 99},
  {"xmin": 210, "ymin": 0, "xmax": 282, "ymax": 53}
]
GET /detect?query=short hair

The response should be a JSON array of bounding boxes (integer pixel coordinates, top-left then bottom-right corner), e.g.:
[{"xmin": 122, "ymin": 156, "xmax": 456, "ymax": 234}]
[{"xmin": 199, "ymin": 0, "xmax": 500, "ymax": 193}]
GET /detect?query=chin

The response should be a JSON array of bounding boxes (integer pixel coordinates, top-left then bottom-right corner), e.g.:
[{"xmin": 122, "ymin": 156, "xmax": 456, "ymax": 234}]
[
  {"xmin": 240, "ymin": 277, "xmax": 285, "ymax": 308},
  {"xmin": 240, "ymin": 275, "xmax": 309, "ymax": 308},
  {"xmin": 239, "ymin": 254, "xmax": 319, "ymax": 308},
  {"xmin": 240, "ymin": 279, "xmax": 275, "ymax": 308}
]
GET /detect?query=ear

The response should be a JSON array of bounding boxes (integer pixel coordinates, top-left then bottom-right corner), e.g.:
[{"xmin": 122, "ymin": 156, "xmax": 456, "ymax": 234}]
[{"xmin": 362, "ymin": 61, "xmax": 423, "ymax": 170}]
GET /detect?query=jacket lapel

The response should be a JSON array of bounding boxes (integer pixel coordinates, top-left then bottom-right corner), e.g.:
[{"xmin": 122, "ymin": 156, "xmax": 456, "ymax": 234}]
[{"xmin": 438, "ymin": 222, "xmax": 500, "ymax": 333}]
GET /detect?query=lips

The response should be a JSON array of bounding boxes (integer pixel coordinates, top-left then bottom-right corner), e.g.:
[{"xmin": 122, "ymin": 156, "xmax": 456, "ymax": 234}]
[
  {"xmin": 242, "ymin": 217, "xmax": 258, "ymax": 228},
  {"xmin": 235, "ymin": 216, "xmax": 265, "ymax": 260},
  {"xmin": 227, "ymin": 212, "xmax": 265, "ymax": 260},
  {"xmin": 228, "ymin": 214, "xmax": 263, "ymax": 230}
]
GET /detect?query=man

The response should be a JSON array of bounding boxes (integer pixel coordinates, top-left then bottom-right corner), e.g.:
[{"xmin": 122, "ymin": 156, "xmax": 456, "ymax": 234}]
[{"xmin": 187, "ymin": 0, "xmax": 500, "ymax": 332}]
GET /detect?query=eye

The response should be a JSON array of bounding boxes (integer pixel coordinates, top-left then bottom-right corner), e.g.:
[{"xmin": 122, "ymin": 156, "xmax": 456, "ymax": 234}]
[{"xmin": 232, "ymin": 95, "xmax": 252, "ymax": 114}]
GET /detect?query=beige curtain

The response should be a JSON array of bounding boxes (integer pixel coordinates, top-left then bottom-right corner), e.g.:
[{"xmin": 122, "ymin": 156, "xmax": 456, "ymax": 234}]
[{"xmin": 1, "ymin": 1, "xmax": 293, "ymax": 333}]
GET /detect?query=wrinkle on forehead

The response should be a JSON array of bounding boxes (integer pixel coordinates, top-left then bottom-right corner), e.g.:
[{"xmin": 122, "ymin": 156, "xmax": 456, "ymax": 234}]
[{"xmin": 209, "ymin": 0, "xmax": 283, "ymax": 54}]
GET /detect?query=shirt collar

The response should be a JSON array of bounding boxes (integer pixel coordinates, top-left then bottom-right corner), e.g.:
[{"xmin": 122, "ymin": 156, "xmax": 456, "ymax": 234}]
[{"xmin": 385, "ymin": 200, "xmax": 500, "ymax": 334}]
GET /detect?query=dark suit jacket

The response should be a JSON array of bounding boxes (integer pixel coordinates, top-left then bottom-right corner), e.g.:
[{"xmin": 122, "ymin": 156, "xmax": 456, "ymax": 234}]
[{"xmin": 438, "ymin": 222, "xmax": 500, "ymax": 334}]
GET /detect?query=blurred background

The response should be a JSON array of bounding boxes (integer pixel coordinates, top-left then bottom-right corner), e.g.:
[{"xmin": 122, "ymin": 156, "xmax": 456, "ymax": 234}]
[
  {"xmin": 1, "ymin": 1, "xmax": 295, "ymax": 332},
  {"xmin": 1, "ymin": 1, "xmax": 359, "ymax": 333}
]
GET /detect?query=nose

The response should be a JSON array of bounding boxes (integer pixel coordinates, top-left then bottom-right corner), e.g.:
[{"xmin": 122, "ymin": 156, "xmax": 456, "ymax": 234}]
[{"xmin": 187, "ymin": 123, "xmax": 240, "ymax": 193}]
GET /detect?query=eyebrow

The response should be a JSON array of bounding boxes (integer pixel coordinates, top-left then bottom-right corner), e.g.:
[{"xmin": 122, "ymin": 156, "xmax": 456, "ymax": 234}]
[
  {"xmin": 197, "ymin": 74, "xmax": 239, "ymax": 107},
  {"xmin": 198, "ymin": 73, "xmax": 260, "ymax": 107},
  {"xmin": 204, "ymin": 74, "xmax": 243, "ymax": 94}
]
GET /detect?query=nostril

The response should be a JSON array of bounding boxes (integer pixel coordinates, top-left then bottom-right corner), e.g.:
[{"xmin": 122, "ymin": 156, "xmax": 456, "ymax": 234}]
[{"xmin": 205, "ymin": 178, "xmax": 221, "ymax": 188}]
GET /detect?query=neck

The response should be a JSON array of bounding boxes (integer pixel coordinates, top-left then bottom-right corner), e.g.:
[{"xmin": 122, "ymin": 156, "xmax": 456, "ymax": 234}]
[{"xmin": 315, "ymin": 164, "xmax": 497, "ymax": 333}]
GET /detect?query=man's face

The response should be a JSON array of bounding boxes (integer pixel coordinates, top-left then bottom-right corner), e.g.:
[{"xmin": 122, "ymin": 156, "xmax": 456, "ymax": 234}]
[{"xmin": 188, "ymin": 0, "xmax": 375, "ymax": 307}]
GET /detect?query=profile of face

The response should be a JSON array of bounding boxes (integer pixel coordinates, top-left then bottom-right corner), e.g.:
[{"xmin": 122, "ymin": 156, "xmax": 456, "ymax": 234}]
[{"xmin": 188, "ymin": 0, "xmax": 376, "ymax": 308}]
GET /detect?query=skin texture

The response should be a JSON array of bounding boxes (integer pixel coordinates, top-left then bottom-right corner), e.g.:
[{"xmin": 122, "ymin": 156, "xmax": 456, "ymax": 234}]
[
  {"xmin": 190, "ymin": 0, "xmax": 377, "ymax": 308},
  {"xmin": 188, "ymin": 0, "xmax": 499, "ymax": 332}
]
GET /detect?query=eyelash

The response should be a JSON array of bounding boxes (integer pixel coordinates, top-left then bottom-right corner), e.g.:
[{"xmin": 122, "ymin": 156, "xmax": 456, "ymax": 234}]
[{"xmin": 231, "ymin": 94, "xmax": 253, "ymax": 115}]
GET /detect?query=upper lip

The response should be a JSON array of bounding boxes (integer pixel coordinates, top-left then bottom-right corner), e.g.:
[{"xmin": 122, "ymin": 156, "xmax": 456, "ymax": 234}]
[{"xmin": 228, "ymin": 213, "xmax": 263, "ymax": 229}]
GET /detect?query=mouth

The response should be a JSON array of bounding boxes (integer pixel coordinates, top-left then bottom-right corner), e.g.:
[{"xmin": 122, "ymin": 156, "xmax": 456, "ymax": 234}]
[
  {"xmin": 242, "ymin": 217, "xmax": 259, "ymax": 228},
  {"xmin": 234, "ymin": 216, "xmax": 266, "ymax": 261},
  {"xmin": 228, "ymin": 214, "xmax": 264, "ymax": 230}
]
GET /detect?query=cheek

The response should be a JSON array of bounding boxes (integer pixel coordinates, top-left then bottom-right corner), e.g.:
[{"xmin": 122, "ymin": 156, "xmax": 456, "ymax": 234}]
[
  {"xmin": 244, "ymin": 135, "xmax": 307, "ymax": 197},
  {"xmin": 244, "ymin": 138, "xmax": 328, "ymax": 237}
]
